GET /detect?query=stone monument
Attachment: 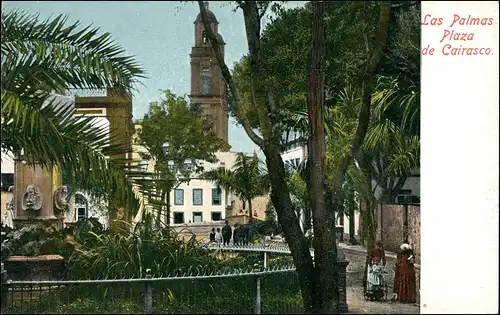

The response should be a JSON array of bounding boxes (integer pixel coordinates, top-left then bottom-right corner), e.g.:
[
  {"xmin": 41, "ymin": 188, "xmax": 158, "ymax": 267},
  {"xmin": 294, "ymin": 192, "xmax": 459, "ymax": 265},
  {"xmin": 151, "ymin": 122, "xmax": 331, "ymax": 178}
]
[
  {"xmin": 13, "ymin": 161, "xmax": 64, "ymax": 229},
  {"xmin": 11, "ymin": 88, "xmax": 134, "ymax": 231}
]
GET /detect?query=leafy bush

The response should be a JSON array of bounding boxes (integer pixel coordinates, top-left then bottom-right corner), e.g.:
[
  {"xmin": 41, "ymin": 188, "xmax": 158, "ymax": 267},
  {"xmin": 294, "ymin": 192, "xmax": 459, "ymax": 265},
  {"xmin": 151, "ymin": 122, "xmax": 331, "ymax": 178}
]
[
  {"xmin": 244, "ymin": 220, "xmax": 282, "ymax": 242},
  {"xmin": 64, "ymin": 213, "xmax": 238, "ymax": 279},
  {"xmin": 1, "ymin": 217, "xmax": 106, "ymax": 261},
  {"xmin": 1, "ymin": 222, "xmax": 72, "ymax": 260},
  {"xmin": 4, "ymin": 296, "xmax": 143, "ymax": 314}
]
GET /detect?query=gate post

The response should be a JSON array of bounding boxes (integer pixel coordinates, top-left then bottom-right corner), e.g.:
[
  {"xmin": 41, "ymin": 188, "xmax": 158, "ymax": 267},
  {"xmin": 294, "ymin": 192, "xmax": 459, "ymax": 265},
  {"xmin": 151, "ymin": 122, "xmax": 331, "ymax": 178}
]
[
  {"xmin": 253, "ymin": 275, "xmax": 262, "ymax": 314},
  {"xmin": 144, "ymin": 271, "xmax": 153, "ymax": 314},
  {"xmin": 337, "ymin": 249, "xmax": 349, "ymax": 313}
]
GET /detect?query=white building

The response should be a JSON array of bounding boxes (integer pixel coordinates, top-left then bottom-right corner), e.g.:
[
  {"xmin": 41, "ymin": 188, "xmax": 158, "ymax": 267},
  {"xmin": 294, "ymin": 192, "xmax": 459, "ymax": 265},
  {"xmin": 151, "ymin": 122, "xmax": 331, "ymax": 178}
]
[
  {"xmin": 168, "ymin": 151, "xmax": 239, "ymax": 225},
  {"xmin": 63, "ymin": 191, "xmax": 109, "ymax": 229},
  {"xmin": 133, "ymin": 134, "xmax": 268, "ymax": 226},
  {"xmin": 281, "ymin": 131, "xmax": 307, "ymax": 167}
]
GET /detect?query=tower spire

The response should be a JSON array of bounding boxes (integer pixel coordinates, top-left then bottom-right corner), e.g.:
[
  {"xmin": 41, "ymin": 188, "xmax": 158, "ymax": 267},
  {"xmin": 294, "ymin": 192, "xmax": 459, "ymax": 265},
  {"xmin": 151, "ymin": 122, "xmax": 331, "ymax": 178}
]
[{"xmin": 204, "ymin": 1, "xmax": 209, "ymax": 10}]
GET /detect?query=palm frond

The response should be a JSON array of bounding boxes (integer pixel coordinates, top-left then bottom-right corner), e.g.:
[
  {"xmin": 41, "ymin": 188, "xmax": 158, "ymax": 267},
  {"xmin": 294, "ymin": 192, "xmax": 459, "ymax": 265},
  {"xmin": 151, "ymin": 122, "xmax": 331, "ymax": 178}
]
[
  {"xmin": 1, "ymin": 10, "xmax": 145, "ymax": 97},
  {"xmin": 363, "ymin": 118, "xmax": 399, "ymax": 151},
  {"xmin": 400, "ymin": 89, "xmax": 419, "ymax": 134},
  {"xmin": 203, "ymin": 167, "xmax": 236, "ymax": 191},
  {"xmin": 386, "ymin": 134, "xmax": 420, "ymax": 177}
]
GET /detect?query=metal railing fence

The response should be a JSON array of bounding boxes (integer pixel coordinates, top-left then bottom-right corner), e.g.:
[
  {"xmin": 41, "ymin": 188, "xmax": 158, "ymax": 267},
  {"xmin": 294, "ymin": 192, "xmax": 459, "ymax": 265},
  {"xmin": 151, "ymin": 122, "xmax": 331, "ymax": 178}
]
[{"xmin": 1, "ymin": 247, "xmax": 304, "ymax": 314}]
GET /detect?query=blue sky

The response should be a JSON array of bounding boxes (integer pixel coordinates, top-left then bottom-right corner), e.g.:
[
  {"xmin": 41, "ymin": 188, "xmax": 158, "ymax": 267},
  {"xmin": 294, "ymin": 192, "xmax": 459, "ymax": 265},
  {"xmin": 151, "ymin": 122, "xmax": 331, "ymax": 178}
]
[{"xmin": 3, "ymin": 1, "xmax": 306, "ymax": 155}]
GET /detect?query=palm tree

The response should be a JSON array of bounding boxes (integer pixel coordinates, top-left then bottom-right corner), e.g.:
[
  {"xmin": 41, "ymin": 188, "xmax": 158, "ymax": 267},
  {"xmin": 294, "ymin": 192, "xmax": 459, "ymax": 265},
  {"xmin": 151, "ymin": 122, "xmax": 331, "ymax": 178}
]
[
  {"xmin": 334, "ymin": 76, "xmax": 419, "ymax": 246},
  {"xmin": 204, "ymin": 153, "xmax": 269, "ymax": 222},
  {"xmin": 1, "ymin": 10, "xmax": 157, "ymax": 217}
]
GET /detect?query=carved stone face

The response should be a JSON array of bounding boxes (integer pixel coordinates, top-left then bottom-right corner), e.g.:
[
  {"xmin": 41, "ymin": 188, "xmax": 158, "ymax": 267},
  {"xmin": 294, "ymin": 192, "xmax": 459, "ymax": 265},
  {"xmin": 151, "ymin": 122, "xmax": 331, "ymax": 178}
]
[
  {"xmin": 26, "ymin": 186, "xmax": 37, "ymax": 206},
  {"xmin": 22, "ymin": 185, "xmax": 42, "ymax": 212}
]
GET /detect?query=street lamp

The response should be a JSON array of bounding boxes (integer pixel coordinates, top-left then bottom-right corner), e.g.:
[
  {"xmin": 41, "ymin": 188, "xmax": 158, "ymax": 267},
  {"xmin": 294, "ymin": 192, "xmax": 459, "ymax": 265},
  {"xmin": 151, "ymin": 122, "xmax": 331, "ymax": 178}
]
[
  {"xmin": 162, "ymin": 141, "xmax": 170, "ymax": 155},
  {"xmin": 160, "ymin": 141, "xmax": 174, "ymax": 225}
]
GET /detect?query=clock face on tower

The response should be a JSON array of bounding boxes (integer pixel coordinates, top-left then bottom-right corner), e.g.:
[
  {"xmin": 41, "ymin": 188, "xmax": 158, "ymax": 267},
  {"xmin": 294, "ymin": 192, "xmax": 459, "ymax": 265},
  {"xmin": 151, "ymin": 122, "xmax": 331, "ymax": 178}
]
[{"xmin": 201, "ymin": 76, "xmax": 212, "ymax": 95}]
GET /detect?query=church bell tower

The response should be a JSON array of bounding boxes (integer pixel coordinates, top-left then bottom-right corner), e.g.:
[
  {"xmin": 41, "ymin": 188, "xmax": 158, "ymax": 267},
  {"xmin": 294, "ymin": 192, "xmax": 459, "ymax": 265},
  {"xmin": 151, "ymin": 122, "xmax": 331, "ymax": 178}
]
[{"xmin": 189, "ymin": 1, "xmax": 229, "ymax": 148}]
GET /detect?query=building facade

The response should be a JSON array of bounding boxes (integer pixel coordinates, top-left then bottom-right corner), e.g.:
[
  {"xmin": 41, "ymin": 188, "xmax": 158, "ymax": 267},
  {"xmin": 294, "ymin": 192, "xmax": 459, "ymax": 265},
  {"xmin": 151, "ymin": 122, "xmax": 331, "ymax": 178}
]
[
  {"xmin": 62, "ymin": 191, "xmax": 109, "ymax": 229},
  {"xmin": 281, "ymin": 131, "xmax": 307, "ymax": 168},
  {"xmin": 168, "ymin": 151, "xmax": 238, "ymax": 225}
]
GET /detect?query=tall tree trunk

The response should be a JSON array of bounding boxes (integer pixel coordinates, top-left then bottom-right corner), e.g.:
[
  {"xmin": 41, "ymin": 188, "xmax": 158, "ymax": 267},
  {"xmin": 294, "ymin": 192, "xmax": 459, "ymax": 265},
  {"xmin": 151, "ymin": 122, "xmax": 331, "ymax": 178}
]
[
  {"xmin": 341, "ymin": 1, "xmax": 392, "ymax": 297},
  {"xmin": 264, "ymin": 146, "xmax": 317, "ymax": 313},
  {"xmin": 306, "ymin": 2, "xmax": 339, "ymax": 313},
  {"xmin": 248, "ymin": 198, "xmax": 253, "ymax": 222},
  {"xmin": 348, "ymin": 201, "xmax": 357, "ymax": 244},
  {"xmin": 197, "ymin": 2, "xmax": 341, "ymax": 312},
  {"xmin": 362, "ymin": 193, "xmax": 378, "ymax": 292},
  {"xmin": 304, "ymin": 206, "xmax": 312, "ymax": 232},
  {"xmin": 155, "ymin": 170, "xmax": 163, "ymax": 224},
  {"xmin": 339, "ymin": 209, "xmax": 345, "ymax": 243},
  {"xmin": 347, "ymin": 194, "xmax": 358, "ymax": 245},
  {"xmin": 358, "ymin": 205, "xmax": 365, "ymax": 245},
  {"xmin": 361, "ymin": 162, "xmax": 378, "ymax": 251}
]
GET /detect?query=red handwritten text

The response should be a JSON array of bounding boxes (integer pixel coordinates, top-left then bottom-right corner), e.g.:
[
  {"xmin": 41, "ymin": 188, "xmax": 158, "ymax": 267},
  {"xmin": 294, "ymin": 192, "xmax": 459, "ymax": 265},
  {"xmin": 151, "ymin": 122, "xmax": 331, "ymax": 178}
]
[
  {"xmin": 442, "ymin": 45, "xmax": 491, "ymax": 56},
  {"xmin": 440, "ymin": 30, "xmax": 474, "ymax": 43},
  {"xmin": 449, "ymin": 14, "xmax": 494, "ymax": 28},
  {"xmin": 421, "ymin": 13, "xmax": 495, "ymax": 56},
  {"xmin": 421, "ymin": 14, "xmax": 443, "ymax": 26}
]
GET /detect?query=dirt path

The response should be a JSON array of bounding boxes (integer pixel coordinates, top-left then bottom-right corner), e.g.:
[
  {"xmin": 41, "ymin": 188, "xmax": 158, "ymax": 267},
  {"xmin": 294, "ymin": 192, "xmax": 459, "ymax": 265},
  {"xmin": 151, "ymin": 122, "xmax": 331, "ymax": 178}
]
[{"xmin": 343, "ymin": 246, "xmax": 420, "ymax": 314}]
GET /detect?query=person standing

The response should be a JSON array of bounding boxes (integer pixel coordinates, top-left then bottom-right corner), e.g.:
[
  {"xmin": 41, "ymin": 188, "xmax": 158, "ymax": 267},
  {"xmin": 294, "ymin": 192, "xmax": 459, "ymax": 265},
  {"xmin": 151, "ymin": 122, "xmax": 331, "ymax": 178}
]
[
  {"xmin": 209, "ymin": 228, "xmax": 216, "ymax": 243},
  {"xmin": 243, "ymin": 224, "xmax": 250, "ymax": 245},
  {"xmin": 394, "ymin": 242, "xmax": 417, "ymax": 303},
  {"xmin": 215, "ymin": 228, "xmax": 223, "ymax": 247},
  {"xmin": 221, "ymin": 220, "xmax": 232, "ymax": 246},
  {"xmin": 233, "ymin": 223, "xmax": 242, "ymax": 245}
]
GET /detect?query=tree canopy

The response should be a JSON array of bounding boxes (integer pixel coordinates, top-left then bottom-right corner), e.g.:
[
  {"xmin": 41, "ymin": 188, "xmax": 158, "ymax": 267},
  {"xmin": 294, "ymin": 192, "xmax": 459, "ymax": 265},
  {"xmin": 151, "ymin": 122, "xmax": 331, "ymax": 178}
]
[
  {"xmin": 136, "ymin": 90, "xmax": 227, "ymax": 222},
  {"xmin": 137, "ymin": 90, "xmax": 227, "ymax": 169}
]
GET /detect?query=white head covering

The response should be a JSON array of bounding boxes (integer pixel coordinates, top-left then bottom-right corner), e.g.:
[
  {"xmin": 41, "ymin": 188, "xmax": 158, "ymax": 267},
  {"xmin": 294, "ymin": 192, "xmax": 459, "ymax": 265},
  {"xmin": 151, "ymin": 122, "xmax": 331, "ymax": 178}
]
[{"xmin": 400, "ymin": 243, "xmax": 411, "ymax": 251}]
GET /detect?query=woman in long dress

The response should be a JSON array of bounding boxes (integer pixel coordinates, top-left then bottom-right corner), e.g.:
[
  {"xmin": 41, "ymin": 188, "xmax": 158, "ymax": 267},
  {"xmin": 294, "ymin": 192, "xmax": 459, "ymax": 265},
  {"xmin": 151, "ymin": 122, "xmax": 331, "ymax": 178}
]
[{"xmin": 394, "ymin": 242, "xmax": 417, "ymax": 303}]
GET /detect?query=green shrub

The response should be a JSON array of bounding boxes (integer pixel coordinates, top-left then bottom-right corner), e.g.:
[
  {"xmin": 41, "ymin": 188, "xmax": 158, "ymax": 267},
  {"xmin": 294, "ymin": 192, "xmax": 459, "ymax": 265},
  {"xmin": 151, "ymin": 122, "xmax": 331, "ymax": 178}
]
[
  {"xmin": 1, "ymin": 222, "xmax": 74, "ymax": 260},
  {"xmin": 64, "ymin": 220, "xmax": 230, "ymax": 279},
  {"xmin": 4, "ymin": 297, "xmax": 143, "ymax": 314}
]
